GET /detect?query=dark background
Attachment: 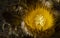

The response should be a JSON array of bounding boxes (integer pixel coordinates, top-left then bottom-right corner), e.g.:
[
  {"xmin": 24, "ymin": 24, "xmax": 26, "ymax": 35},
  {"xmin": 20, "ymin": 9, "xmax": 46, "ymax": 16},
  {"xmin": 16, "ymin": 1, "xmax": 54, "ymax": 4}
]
[{"xmin": 0, "ymin": 0, "xmax": 60, "ymax": 38}]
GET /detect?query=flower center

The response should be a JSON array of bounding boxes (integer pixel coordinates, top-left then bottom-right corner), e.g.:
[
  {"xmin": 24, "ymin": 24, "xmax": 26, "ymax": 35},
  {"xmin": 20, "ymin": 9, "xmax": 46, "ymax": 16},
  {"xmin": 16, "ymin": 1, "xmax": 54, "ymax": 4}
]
[{"xmin": 34, "ymin": 15, "xmax": 46, "ymax": 27}]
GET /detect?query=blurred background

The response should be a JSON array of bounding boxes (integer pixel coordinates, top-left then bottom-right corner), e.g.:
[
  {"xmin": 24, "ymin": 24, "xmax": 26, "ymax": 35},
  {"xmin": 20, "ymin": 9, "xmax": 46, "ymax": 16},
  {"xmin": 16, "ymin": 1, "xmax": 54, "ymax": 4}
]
[{"xmin": 0, "ymin": 0, "xmax": 60, "ymax": 38}]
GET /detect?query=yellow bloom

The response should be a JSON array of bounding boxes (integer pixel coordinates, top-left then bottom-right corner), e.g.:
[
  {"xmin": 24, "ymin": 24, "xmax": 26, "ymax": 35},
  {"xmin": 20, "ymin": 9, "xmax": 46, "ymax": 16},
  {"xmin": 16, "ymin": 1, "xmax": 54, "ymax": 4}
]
[{"xmin": 24, "ymin": 6, "xmax": 55, "ymax": 31}]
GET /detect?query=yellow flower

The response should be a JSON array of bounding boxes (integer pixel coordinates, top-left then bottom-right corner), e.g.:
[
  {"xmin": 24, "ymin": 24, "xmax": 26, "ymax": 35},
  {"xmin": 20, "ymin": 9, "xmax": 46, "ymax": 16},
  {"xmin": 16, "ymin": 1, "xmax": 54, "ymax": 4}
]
[{"xmin": 24, "ymin": 6, "xmax": 55, "ymax": 32}]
